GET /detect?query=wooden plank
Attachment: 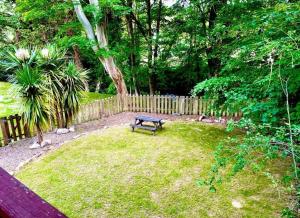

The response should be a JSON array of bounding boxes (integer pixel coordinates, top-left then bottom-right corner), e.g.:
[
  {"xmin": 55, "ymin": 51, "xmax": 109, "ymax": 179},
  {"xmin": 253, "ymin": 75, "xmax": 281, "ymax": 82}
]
[
  {"xmin": 0, "ymin": 167, "xmax": 67, "ymax": 218},
  {"xmin": 202, "ymin": 99, "xmax": 207, "ymax": 115},
  {"xmin": 147, "ymin": 95, "xmax": 149, "ymax": 112},
  {"xmin": 128, "ymin": 95, "xmax": 131, "ymax": 112},
  {"xmin": 22, "ymin": 116, "xmax": 31, "ymax": 138},
  {"xmin": 144, "ymin": 95, "xmax": 147, "ymax": 112},
  {"xmin": 199, "ymin": 97, "xmax": 203, "ymax": 115},
  {"xmin": 138, "ymin": 95, "xmax": 140, "ymax": 112},
  {"xmin": 137, "ymin": 95, "xmax": 140, "ymax": 112},
  {"xmin": 0, "ymin": 117, "xmax": 10, "ymax": 145},
  {"xmin": 168, "ymin": 96, "xmax": 172, "ymax": 114},
  {"xmin": 15, "ymin": 115, "xmax": 23, "ymax": 139},
  {"xmin": 175, "ymin": 96, "xmax": 179, "ymax": 114},
  {"xmin": 179, "ymin": 96, "xmax": 183, "ymax": 114},
  {"xmin": 157, "ymin": 96, "xmax": 160, "ymax": 114},
  {"xmin": 140, "ymin": 95, "xmax": 143, "ymax": 112},
  {"xmin": 210, "ymin": 100, "xmax": 214, "ymax": 117},
  {"xmin": 153, "ymin": 95, "xmax": 156, "ymax": 113},
  {"xmin": 184, "ymin": 97, "xmax": 187, "ymax": 115},
  {"xmin": 132, "ymin": 95, "xmax": 136, "ymax": 112},
  {"xmin": 8, "ymin": 115, "xmax": 17, "ymax": 141},
  {"xmin": 189, "ymin": 97, "xmax": 193, "ymax": 115},
  {"xmin": 163, "ymin": 96, "xmax": 167, "ymax": 114},
  {"xmin": 135, "ymin": 95, "xmax": 139, "ymax": 112},
  {"xmin": 193, "ymin": 97, "xmax": 198, "ymax": 115}
]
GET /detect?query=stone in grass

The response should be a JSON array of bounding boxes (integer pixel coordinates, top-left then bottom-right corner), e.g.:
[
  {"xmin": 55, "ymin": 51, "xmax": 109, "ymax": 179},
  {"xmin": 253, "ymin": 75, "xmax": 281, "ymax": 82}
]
[
  {"xmin": 69, "ymin": 126, "xmax": 75, "ymax": 132},
  {"xmin": 231, "ymin": 199, "xmax": 243, "ymax": 209},
  {"xmin": 29, "ymin": 142, "xmax": 41, "ymax": 149},
  {"xmin": 41, "ymin": 139, "xmax": 52, "ymax": 147},
  {"xmin": 56, "ymin": 128, "xmax": 70, "ymax": 134}
]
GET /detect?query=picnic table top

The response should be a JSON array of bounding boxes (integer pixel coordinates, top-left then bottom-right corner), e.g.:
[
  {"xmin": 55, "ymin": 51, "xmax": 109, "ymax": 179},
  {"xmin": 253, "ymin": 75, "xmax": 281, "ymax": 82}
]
[{"xmin": 135, "ymin": 115, "xmax": 162, "ymax": 122}]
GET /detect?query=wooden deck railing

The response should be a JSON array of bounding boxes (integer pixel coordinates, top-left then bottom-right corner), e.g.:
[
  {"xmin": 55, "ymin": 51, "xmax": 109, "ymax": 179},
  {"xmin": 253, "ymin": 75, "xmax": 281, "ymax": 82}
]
[{"xmin": 0, "ymin": 167, "xmax": 67, "ymax": 218}]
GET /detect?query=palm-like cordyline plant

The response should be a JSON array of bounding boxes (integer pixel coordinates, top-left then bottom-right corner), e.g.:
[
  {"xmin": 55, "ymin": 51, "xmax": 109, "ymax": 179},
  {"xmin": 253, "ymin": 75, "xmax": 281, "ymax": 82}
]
[
  {"xmin": 37, "ymin": 45, "xmax": 67, "ymax": 128},
  {"xmin": 0, "ymin": 47, "xmax": 37, "ymax": 71},
  {"xmin": 11, "ymin": 66, "xmax": 49, "ymax": 144},
  {"xmin": 4, "ymin": 45, "xmax": 87, "ymax": 144},
  {"xmin": 61, "ymin": 62, "xmax": 88, "ymax": 127}
]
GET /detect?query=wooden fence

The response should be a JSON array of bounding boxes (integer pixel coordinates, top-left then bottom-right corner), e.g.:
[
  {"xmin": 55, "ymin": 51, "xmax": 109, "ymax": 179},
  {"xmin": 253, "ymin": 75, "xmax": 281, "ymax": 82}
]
[
  {"xmin": 74, "ymin": 95, "xmax": 123, "ymax": 124},
  {"xmin": 123, "ymin": 95, "xmax": 240, "ymax": 117},
  {"xmin": 0, "ymin": 114, "xmax": 30, "ymax": 146},
  {"xmin": 0, "ymin": 95, "xmax": 241, "ymax": 145}
]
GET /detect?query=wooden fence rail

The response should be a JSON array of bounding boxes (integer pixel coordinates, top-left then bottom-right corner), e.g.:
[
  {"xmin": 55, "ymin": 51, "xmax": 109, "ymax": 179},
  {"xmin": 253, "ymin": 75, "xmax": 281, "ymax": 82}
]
[{"xmin": 0, "ymin": 95, "xmax": 241, "ymax": 145}]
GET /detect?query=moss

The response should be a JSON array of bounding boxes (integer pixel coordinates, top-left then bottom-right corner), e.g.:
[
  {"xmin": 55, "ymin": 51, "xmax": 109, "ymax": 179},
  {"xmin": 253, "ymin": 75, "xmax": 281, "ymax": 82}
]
[{"xmin": 17, "ymin": 122, "xmax": 290, "ymax": 217}]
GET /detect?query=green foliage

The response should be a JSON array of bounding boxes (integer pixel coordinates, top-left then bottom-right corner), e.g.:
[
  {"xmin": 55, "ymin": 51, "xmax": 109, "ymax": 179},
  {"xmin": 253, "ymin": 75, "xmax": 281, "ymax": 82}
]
[
  {"xmin": 192, "ymin": 1, "xmax": 300, "ymax": 215},
  {"xmin": 61, "ymin": 62, "xmax": 88, "ymax": 126},
  {"xmin": 12, "ymin": 65, "xmax": 49, "ymax": 129},
  {"xmin": 3, "ymin": 45, "xmax": 88, "ymax": 141}
]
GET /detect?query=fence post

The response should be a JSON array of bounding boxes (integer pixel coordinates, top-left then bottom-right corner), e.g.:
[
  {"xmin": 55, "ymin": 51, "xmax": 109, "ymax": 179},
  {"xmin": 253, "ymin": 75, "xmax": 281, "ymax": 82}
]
[
  {"xmin": 8, "ymin": 115, "xmax": 17, "ymax": 141},
  {"xmin": 15, "ymin": 115, "xmax": 23, "ymax": 140},
  {"xmin": 0, "ymin": 117, "xmax": 10, "ymax": 145},
  {"xmin": 163, "ymin": 96, "xmax": 167, "ymax": 114},
  {"xmin": 199, "ymin": 99, "xmax": 203, "ymax": 115},
  {"xmin": 193, "ymin": 97, "xmax": 198, "ymax": 115}
]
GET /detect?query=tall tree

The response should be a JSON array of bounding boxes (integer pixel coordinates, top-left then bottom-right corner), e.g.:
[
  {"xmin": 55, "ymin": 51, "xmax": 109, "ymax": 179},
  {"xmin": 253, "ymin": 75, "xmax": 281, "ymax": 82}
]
[{"xmin": 72, "ymin": 0, "xmax": 128, "ymax": 96}]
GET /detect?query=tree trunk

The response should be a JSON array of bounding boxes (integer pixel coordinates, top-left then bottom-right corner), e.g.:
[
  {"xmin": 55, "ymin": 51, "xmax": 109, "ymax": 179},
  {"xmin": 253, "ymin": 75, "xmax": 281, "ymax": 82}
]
[
  {"xmin": 126, "ymin": 0, "xmax": 139, "ymax": 95},
  {"xmin": 204, "ymin": 1, "xmax": 226, "ymax": 77},
  {"xmin": 65, "ymin": 10, "xmax": 89, "ymax": 92},
  {"xmin": 95, "ymin": 80, "xmax": 101, "ymax": 92},
  {"xmin": 151, "ymin": 0, "xmax": 163, "ymax": 95},
  {"xmin": 36, "ymin": 123, "xmax": 43, "ymax": 144},
  {"xmin": 72, "ymin": 45, "xmax": 89, "ymax": 91},
  {"xmin": 73, "ymin": 0, "xmax": 127, "ymax": 96},
  {"xmin": 153, "ymin": 0, "xmax": 162, "ymax": 68},
  {"xmin": 146, "ymin": 0, "xmax": 155, "ymax": 95}
]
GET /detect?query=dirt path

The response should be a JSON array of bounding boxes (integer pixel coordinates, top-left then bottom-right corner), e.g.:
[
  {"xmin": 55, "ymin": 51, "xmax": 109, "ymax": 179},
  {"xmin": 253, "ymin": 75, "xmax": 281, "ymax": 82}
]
[{"xmin": 0, "ymin": 112, "xmax": 201, "ymax": 174}]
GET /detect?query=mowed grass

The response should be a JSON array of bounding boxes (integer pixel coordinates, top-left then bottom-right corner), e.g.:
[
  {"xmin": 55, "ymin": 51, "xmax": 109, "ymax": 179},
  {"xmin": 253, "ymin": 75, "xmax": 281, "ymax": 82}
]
[
  {"xmin": 0, "ymin": 81, "xmax": 20, "ymax": 117},
  {"xmin": 17, "ymin": 122, "xmax": 290, "ymax": 217}
]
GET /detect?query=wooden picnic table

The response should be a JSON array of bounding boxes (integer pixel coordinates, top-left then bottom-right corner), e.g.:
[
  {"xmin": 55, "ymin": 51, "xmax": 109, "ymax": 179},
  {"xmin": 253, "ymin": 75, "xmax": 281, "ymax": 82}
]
[{"xmin": 130, "ymin": 115, "xmax": 164, "ymax": 135}]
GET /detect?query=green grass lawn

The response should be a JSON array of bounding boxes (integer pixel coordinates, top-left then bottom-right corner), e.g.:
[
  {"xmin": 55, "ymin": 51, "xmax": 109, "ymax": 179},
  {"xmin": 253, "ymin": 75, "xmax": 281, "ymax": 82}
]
[
  {"xmin": 17, "ymin": 122, "xmax": 289, "ymax": 217},
  {"xmin": 81, "ymin": 92, "xmax": 112, "ymax": 104},
  {"xmin": 0, "ymin": 81, "xmax": 111, "ymax": 118},
  {"xmin": 0, "ymin": 81, "xmax": 20, "ymax": 117}
]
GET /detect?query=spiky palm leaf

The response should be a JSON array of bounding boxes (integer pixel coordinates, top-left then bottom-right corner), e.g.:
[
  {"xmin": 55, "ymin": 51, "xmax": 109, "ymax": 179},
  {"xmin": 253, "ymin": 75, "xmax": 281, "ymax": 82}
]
[
  {"xmin": 11, "ymin": 66, "xmax": 49, "ymax": 143},
  {"xmin": 36, "ymin": 45, "xmax": 67, "ymax": 70},
  {"xmin": 61, "ymin": 62, "xmax": 88, "ymax": 127},
  {"xmin": 0, "ymin": 47, "xmax": 37, "ymax": 72}
]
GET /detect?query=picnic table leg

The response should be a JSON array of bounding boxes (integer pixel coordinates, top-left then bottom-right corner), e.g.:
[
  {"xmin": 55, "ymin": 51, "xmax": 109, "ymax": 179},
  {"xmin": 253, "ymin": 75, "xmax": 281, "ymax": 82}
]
[{"xmin": 159, "ymin": 121, "xmax": 163, "ymax": 129}]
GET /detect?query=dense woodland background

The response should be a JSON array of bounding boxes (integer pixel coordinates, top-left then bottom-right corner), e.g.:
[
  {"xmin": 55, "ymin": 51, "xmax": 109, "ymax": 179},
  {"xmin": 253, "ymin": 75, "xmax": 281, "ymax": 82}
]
[{"xmin": 0, "ymin": 1, "xmax": 296, "ymax": 96}]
